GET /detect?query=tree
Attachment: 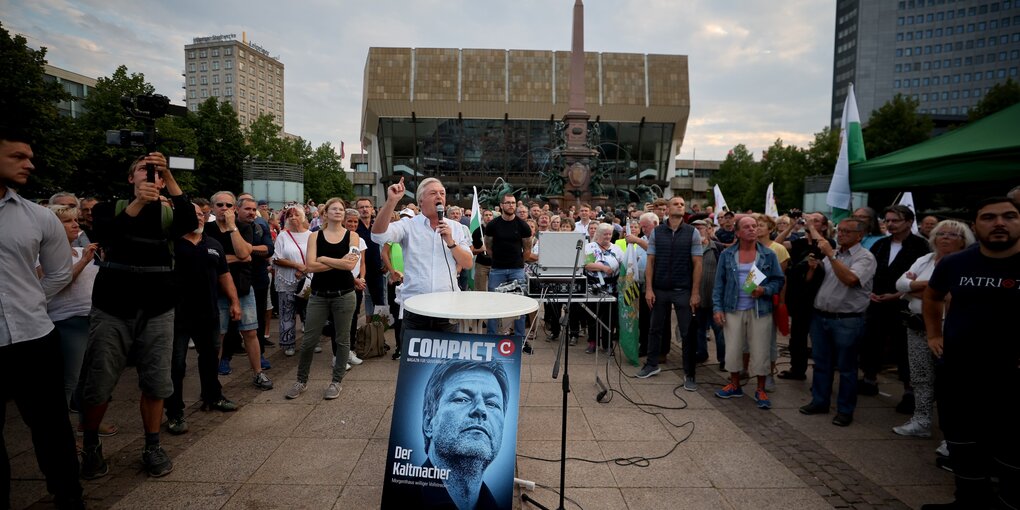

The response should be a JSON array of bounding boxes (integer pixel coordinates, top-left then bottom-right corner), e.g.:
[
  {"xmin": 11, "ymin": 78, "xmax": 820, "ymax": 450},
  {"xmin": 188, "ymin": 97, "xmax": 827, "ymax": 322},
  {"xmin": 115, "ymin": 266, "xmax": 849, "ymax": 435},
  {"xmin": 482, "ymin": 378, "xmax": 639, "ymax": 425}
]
[
  {"xmin": 805, "ymin": 126, "xmax": 840, "ymax": 177},
  {"xmin": 190, "ymin": 98, "xmax": 247, "ymax": 197},
  {"xmin": 709, "ymin": 145, "xmax": 760, "ymax": 211},
  {"xmin": 245, "ymin": 114, "xmax": 297, "ymax": 163},
  {"xmin": 862, "ymin": 94, "xmax": 933, "ymax": 159},
  {"xmin": 0, "ymin": 22, "xmax": 77, "ymax": 197},
  {"xmin": 969, "ymin": 78, "xmax": 1020, "ymax": 121},
  {"xmin": 760, "ymin": 139, "xmax": 810, "ymax": 211},
  {"xmin": 303, "ymin": 142, "xmax": 353, "ymax": 203},
  {"xmin": 75, "ymin": 65, "xmax": 157, "ymax": 198}
]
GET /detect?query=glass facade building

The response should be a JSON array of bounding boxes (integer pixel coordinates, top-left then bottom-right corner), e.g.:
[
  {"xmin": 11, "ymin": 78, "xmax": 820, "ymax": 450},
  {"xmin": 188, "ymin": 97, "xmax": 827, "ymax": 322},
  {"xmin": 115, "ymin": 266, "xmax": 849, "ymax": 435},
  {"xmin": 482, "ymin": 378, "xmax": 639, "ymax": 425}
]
[
  {"xmin": 375, "ymin": 117, "xmax": 674, "ymax": 201},
  {"xmin": 361, "ymin": 47, "xmax": 690, "ymax": 206}
]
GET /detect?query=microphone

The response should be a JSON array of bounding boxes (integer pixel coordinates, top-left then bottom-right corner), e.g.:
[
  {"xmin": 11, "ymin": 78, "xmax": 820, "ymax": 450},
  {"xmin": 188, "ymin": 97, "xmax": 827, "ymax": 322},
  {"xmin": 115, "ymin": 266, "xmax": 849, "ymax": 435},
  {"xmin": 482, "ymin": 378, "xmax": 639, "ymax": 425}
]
[
  {"xmin": 436, "ymin": 203, "xmax": 445, "ymax": 220},
  {"xmin": 576, "ymin": 239, "xmax": 584, "ymax": 250}
]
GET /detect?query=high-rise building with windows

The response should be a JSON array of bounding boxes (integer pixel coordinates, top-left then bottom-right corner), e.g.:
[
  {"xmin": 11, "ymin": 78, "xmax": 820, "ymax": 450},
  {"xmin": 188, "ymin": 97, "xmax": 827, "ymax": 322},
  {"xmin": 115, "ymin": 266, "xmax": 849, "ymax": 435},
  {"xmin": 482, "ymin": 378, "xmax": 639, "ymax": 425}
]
[
  {"xmin": 184, "ymin": 33, "xmax": 285, "ymax": 129},
  {"xmin": 832, "ymin": 0, "xmax": 1020, "ymax": 127}
]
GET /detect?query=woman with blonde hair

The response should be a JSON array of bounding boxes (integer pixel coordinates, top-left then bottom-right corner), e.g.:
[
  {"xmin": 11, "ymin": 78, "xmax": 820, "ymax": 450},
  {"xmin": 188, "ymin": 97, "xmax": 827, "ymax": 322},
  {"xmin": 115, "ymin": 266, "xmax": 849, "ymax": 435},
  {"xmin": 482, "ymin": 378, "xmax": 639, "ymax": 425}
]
[
  {"xmin": 285, "ymin": 198, "xmax": 361, "ymax": 400},
  {"xmin": 44, "ymin": 205, "xmax": 117, "ymax": 436},
  {"xmin": 892, "ymin": 219, "xmax": 974, "ymax": 438},
  {"xmin": 272, "ymin": 206, "xmax": 311, "ymax": 356}
]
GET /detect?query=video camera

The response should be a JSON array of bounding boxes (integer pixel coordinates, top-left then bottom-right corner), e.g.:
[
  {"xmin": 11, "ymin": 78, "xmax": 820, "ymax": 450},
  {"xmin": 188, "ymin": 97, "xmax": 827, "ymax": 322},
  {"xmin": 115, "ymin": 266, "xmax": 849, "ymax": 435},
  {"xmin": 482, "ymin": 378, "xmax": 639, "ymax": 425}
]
[{"xmin": 106, "ymin": 94, "xmax": 194, "ymax": 180}]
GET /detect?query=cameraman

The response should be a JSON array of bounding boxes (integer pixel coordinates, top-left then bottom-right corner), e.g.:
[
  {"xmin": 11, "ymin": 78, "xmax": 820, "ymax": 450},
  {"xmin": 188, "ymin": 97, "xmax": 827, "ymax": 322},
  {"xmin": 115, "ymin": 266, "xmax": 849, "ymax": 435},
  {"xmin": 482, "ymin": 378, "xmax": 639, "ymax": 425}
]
[{"xmin": 79, "ymin": 153, "xmax": 197, "ymax": 479}]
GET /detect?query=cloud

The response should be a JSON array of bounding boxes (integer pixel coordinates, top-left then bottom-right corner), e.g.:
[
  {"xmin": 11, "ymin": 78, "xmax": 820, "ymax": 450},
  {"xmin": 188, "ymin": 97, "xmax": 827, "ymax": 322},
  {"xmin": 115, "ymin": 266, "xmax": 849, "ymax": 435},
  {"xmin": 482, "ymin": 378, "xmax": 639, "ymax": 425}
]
[{"xmin": 6, "ymin": 0, "xmax": 836, "ymax": 164}]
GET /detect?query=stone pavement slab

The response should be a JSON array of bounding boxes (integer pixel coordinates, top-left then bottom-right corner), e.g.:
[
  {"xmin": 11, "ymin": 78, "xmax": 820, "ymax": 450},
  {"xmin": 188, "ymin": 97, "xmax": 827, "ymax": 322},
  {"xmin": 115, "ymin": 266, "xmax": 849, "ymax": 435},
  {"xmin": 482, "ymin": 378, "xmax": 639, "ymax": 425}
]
[{"xmin": 9, "ymin": 316, "xmax": 955, "ymax": 509}]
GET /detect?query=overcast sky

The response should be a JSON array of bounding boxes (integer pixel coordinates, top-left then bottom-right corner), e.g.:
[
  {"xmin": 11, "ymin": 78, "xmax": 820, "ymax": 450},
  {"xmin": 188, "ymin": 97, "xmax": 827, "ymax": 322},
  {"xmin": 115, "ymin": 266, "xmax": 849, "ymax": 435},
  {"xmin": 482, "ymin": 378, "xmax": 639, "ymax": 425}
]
[{"xmin": 5, "ymin": 0, "xmax": 836, "ymax": 166}]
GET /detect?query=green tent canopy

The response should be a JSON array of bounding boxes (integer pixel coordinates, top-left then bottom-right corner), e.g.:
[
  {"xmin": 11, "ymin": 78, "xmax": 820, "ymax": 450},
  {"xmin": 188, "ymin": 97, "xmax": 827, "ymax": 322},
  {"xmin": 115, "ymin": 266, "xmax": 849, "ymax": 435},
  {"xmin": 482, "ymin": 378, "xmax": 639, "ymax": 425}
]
[{"xmin": 851, "ymin": 102, "xmax": 1020, "ymax": 191}]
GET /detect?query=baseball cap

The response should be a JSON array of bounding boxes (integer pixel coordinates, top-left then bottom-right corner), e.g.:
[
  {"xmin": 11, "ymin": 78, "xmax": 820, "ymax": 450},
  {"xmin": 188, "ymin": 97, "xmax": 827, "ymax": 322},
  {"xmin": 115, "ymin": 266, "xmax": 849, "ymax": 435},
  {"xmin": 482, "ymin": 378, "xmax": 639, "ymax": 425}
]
[
  {"xmin": 257, "ymin": 199, "xmax": 268, "ymax": 206},
  {"xmin": 691, "ymin": 219, "xmax": 710, "ymax": 227},
  {"xmin": 399, "ymin": 207, "xmax": 415, "ymax": 218}
]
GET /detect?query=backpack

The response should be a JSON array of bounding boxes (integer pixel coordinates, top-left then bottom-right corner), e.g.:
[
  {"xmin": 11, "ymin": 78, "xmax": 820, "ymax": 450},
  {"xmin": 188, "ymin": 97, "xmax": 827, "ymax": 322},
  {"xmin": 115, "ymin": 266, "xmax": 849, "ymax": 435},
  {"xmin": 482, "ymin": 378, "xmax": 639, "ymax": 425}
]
[{"xmin": 354, "ymin": 316, "xmax": 388, "ymax": 359}]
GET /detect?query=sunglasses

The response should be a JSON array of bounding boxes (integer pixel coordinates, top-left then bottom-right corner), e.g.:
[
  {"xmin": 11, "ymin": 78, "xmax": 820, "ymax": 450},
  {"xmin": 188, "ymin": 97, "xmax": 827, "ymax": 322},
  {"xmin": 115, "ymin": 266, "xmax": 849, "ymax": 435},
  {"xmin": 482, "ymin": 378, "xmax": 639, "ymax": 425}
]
[{"xmin": 215, "ymin": 202, "xmax": 234, "ymax": 208}]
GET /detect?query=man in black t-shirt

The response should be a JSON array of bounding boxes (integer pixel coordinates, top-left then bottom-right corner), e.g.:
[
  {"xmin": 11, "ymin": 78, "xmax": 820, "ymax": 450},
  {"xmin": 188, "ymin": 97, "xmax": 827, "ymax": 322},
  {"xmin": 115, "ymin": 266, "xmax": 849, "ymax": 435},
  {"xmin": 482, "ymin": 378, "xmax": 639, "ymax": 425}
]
[
  {"xmin": 484, "ymin": 194, "xmax": 534, "ymax": 337},
  {"xmin": 778, "ymin": 212, "xmax": 835, "ymax": 380},
  {"xmin": 165, "ymin": 204, "xmax": 242, "ymax": 435},
  {"xmin": 923, "ymin": 197, "xmax": 1020, "ymax": 509},
  {"xmin": 206, "ymin": 192, "xmax": 273, "ymax": 391}
]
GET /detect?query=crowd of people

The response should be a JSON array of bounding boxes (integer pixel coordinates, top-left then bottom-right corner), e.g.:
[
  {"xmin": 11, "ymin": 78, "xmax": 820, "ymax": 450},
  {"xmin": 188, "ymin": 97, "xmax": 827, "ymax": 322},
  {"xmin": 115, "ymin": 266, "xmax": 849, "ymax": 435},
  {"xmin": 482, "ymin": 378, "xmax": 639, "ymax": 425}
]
[{"xmin": 2, "ymin": 126, "xmax": 1018, "ymax": 509}]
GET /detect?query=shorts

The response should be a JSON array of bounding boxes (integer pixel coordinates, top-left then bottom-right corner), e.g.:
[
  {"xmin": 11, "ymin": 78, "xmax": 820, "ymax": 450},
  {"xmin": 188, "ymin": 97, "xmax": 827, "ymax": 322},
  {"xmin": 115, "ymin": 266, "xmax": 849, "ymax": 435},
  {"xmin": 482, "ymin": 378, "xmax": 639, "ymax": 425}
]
[
  {"xmin": 80, "ymin": 307, "xmax": 175, "ymax": 404},
  {"xmin": 218, "ymin": 292, "xmax": 259, "ymax": 334}
]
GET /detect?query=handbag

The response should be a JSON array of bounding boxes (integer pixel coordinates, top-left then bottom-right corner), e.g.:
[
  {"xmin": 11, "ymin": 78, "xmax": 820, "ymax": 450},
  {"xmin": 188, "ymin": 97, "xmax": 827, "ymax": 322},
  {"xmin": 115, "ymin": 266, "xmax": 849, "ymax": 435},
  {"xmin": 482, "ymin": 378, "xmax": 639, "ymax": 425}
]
[{"xmin": 287, "ymin": 231, "xmax": 312, "ymax": 299}]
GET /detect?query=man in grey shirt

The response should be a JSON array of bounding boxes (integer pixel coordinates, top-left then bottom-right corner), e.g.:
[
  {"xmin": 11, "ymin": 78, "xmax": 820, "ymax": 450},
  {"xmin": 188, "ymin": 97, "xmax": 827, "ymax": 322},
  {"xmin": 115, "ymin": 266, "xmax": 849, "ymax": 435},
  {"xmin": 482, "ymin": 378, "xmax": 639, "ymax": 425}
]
[
  {"xmin": 798, "ymin": 218, "xmax": 877, "ymax": 427},
  {"xmin": 0, "ymin": 130, "xmax": 83, "ymax": 509}
]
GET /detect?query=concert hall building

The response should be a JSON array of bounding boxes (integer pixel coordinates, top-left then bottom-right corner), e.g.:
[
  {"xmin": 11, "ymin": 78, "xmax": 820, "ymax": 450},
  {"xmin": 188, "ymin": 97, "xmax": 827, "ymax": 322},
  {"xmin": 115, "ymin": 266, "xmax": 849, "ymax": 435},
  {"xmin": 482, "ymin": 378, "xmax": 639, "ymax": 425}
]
[{"xmin": 359, "ymin": 47, "xmax": 690, "ymax": 206}]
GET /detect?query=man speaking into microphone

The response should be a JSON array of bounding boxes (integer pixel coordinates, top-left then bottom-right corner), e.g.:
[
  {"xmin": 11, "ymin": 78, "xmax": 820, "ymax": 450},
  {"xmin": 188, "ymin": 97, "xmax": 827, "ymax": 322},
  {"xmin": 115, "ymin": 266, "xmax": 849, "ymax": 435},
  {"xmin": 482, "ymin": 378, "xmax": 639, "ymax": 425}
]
[{"xmin": 372, "ymin": 177, "xmax": 472, "ymax": 333}]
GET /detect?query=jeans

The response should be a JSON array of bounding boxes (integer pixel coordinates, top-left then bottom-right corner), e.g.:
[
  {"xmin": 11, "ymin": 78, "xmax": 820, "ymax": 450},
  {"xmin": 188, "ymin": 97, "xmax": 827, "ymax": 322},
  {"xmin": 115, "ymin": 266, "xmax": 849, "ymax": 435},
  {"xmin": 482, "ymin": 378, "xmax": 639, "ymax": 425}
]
[
  {"xmin": 364, "ymin": 272, "xmax": 385, "ymax": 317},
  {"xmin": 646, "ymin": 288, "xmax": 694, "ymax": 373},
  {"xmin": 809, "ymin": 314, "xmax": 865, "ymax": 415},
  {"xmin": 55, "ymin": 315, "xmax": 89, "ymax": 407},
  {"xmin": 787, "ymin": 305, "xmax": 813, "ymax": 376},
  {"xmin": 404, "ymin": 310, "xmax": 459, "ymax": 334},
  {"xmin": 696, "ymin": 306, "xmax": 725, "ymax": 365},
  {"xmin": 167, "ymin": 314, "xmax": 222, "ymax": 417},
  {"xmin": 298, "ymin": 292, "xmax": 356, "ymax": 383},
  {"xmin": 487, "ymin": 267, "xmax": 527, "ymax": 335}
]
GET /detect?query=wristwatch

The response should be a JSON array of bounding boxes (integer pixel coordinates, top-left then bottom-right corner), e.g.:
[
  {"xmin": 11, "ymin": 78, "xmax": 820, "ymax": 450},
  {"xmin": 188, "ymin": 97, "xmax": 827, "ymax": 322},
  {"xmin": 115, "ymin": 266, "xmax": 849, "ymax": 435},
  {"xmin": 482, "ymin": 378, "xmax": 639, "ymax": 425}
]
[{"xmin": 447, "ymin": 242, "xmax": 457, "ymax": 249}]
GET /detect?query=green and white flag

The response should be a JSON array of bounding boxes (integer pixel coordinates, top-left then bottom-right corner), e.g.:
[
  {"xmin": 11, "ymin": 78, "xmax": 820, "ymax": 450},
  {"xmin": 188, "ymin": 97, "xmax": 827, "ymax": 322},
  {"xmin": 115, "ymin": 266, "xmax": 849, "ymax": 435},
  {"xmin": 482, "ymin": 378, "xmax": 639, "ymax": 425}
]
[
  {"xmin": 466, "ymin": 187, "xmax": 483, "ymax": 289},
  {"xmin": 827, "ymin": 83, "xmax": 866, "ymax": 222}
]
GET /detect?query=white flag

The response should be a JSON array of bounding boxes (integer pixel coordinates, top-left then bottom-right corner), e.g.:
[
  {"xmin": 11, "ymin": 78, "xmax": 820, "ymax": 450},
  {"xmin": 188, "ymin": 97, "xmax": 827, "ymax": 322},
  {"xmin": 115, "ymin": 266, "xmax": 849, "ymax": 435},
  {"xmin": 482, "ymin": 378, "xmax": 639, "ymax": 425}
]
[
  {"xmin": 826, "ymin": 83, "xmax": 866, "ymax": 221},
  {"xmin": 896, "ymin": 191, "xmax": 920, "ymax": 234},
  {"xmin": 765, "ymin": 182, "xmax": 779, "ymax": 219},
  {"xmin": 713, "ymin": 184, "xmax": 729, "ymax": 226}
]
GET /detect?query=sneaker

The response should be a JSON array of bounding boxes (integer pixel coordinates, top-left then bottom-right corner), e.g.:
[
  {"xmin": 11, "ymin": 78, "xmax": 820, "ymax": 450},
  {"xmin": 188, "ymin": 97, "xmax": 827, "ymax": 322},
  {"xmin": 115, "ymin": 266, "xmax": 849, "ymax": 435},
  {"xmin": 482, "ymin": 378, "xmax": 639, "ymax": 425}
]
[
  {"xmin": 523, "ymin": 342, "xmax": 533, "ymax": 355},
  {"xmin": 80, "ymin": 442, "xmax": 109, "ymax": 480},
  {"xmin": 764, "ymin": 375, "xmax": 777, "ymax": 393},
  {"xmin": 348, "ymin": 352, "xmax": 363, "ymax": 365},
  {"xmin": 284, "ymin": 382, "xmax": 306, "ymax": 399},
  {"xmin": 753, "ymin": 388, "xmax": 772, "ymax": 409},
  {"xmin": 166, "ymin": 416, "xmax": 188, "ymax": 435},
  {"xmin": 142, "ymin": 445, "xmax": 174, "ymax": 477},
  {"xmin": 635, "ymin": 365, "xmax": 661, "ymax": 379},
  {"xmin": 715, "ymin": 383, "xmax": 744, "ymax": 399},
  {"xmin": 253, "ymin": 372, "xmax": 273, "ymax": 390},
  {"xmin": 892, "ymin": 418, "xmax": 931, "ymax": 438},
  {"xmin": 324, "ymin": 382, "xmax": 342, "ymax": 400},
  {"xmin": 260, "ymin": 356, "xmax": 272, "ymax": 371},
  {"xmin": 202, "ymin": 398, "xmax": 238, "ymax": 412},
  {"xmin": 568, "ymin": 336, "xmax": 578, "ymax": 346},
  {"xmin": 936, "ymin": 440, "xmax": 950, "ymax": 458},
  {"xmin": 218, "ymin": 358, "xmax": 232, "ymax": 376},
  {"xmin": 391, "ymin": 350, "xmax": 401, "ymax": 360},
  {"xmin": 799, "ymin": 403, "xmax": 829, "ymax": 415},
  {"xmin": 346, "ymin": 363, "xmax": 351, "ymax": 371},
  {"xmin": 683, "ymin": 376, "xmax": 698, "ymax": 392},
  {"xmin": 832, "ymin": 413, "xmax": 853, "ymax": 427},
  {"xmin": 284, "ymin": 347, "xmax": 296, "ymax": 357},
  {"xmin": 585, "ymin": 344, "xmax": 595, "ymax": 354},
  {"xmin": 314, "ymin": 345, "xmax": 323, "ymax": 353}
]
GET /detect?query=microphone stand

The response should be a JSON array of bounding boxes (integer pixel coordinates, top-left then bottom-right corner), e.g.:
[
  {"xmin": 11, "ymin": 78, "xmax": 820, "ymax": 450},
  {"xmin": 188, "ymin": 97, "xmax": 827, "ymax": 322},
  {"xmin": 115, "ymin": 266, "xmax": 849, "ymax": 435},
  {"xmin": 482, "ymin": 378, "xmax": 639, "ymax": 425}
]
[{"xmin": 522, "ymin": 238, "xmax": 584, "ymax": 510}]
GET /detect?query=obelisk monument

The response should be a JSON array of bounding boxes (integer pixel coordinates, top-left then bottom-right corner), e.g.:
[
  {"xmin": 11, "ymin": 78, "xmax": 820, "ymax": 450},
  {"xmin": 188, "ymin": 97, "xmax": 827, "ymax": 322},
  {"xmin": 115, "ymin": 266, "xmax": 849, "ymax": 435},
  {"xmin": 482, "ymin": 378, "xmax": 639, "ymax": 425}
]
[{"xmin": 560, "ymin": 0, "xmax": 597, "ymax": 205}]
